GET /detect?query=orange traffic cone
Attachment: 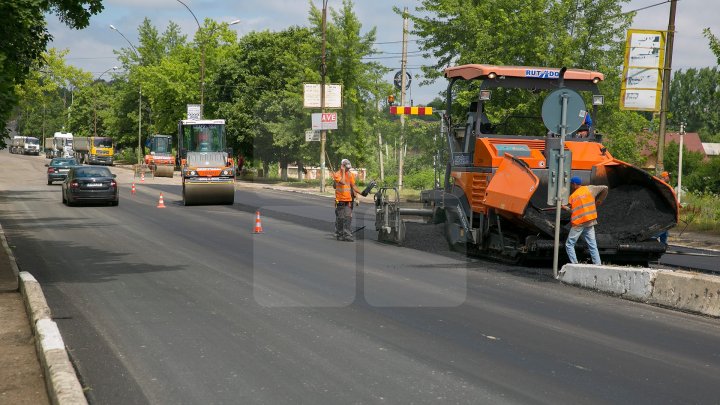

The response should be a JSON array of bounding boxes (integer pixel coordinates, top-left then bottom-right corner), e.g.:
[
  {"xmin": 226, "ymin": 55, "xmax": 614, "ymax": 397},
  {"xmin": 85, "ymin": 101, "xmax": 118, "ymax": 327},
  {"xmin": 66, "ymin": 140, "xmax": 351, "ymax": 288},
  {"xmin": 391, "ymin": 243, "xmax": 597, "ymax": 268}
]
[
  {"xmin": 253, "ymin": 211, "xmax": 264, "ymax": 233},
  {"xmin": 157, "ymin": 192, "xmax": 166, "ymax": 208},
  {"xmin": 131, "ymin": 182, "xmax": 136, "ymax": 195},
  {"xmin": 141, "ymin": 172, "xmax": 145, "ymax": 183}
]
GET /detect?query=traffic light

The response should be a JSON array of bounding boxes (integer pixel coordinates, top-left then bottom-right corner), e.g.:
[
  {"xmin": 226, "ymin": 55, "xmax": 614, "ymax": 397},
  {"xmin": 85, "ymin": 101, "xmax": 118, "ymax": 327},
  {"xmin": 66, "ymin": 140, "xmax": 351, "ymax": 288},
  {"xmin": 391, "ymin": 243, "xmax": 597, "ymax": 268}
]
[{"xmin": 387, "ymin": 94, "xmax": 395, "ymax": 106}]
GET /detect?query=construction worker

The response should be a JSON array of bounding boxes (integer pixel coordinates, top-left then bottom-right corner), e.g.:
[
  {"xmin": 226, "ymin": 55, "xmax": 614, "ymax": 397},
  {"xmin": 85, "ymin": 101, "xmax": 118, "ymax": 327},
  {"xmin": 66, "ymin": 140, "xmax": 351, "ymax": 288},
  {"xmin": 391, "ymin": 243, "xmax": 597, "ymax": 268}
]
[
  {"xmin": 333, "ymin": 158, "xmax": 362, "ymax": 242},
  {"xmin": 564, "ymin": 176, "xmax": 608, "ymax": 265}
]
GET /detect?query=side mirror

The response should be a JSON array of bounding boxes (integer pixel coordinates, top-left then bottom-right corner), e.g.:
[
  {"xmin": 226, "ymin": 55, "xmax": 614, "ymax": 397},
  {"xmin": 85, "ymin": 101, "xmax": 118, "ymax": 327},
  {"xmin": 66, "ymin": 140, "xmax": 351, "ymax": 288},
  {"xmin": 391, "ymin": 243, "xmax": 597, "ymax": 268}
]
[
  {"xmin": 113, "ymin": 174, "xmax": 117, "ymax": 178},
  {"xmin": 44, "ymin": 164, "xmax": 48, "ymax": 167}
]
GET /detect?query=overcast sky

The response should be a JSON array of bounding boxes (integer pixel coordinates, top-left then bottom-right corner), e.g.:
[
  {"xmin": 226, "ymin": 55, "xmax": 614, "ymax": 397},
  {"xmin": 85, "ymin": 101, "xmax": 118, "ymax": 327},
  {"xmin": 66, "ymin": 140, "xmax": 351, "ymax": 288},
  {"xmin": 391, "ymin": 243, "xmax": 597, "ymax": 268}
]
[{"xmin": 46, "ymin": 0, "xmax": 718, "ymax": 104}]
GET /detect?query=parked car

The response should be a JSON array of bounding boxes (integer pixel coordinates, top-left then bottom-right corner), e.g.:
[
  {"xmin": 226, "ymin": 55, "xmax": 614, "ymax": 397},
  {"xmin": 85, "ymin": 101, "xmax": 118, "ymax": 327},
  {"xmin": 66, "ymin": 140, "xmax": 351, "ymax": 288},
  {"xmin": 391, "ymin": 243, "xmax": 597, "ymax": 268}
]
[
  {"xmin": 46, "ymin": 157, "xmax": 79, "ymax": 185},
  {"xmin": 62, "ymin": 166, "xmax": 119, "ymax": 206}
]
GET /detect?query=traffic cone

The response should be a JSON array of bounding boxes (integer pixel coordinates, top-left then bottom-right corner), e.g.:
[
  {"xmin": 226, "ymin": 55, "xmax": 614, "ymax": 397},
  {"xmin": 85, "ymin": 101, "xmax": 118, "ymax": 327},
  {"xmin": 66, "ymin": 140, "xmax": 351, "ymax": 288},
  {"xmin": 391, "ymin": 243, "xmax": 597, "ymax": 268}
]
[
  {"xmin": 141, "ymin": 172, "xmax": 145, "ymax": 183},
  {"xmin": 157, "ymin": 192, "xmax": 166, "ymax": 208},
  {"xmin": 131, "ymin": 182, "xmax": 136, "ymax": 195},
  {"xmin": 253, "ymin": 211, "xmax": 264, "ymax": 233}
]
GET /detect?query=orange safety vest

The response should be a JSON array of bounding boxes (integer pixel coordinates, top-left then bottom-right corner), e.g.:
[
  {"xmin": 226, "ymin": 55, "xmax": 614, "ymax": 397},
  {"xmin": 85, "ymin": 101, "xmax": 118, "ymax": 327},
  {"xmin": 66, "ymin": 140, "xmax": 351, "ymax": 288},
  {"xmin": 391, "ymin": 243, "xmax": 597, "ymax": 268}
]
[
  {"xmin": 333, "ymin": 170, "xmax": 355, "ymax": 202},
  {"xmin": 569, "ymin": 185, "xmax": 598, "ymax": 226}
]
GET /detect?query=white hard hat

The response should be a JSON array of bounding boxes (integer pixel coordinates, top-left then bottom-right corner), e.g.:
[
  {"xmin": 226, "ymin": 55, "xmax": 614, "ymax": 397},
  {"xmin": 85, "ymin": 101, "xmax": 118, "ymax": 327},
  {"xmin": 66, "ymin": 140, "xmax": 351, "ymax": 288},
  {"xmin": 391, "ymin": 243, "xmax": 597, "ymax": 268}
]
[{"xmin": 341, "ymin": 158, "xmax": 351, "ymax": 168}]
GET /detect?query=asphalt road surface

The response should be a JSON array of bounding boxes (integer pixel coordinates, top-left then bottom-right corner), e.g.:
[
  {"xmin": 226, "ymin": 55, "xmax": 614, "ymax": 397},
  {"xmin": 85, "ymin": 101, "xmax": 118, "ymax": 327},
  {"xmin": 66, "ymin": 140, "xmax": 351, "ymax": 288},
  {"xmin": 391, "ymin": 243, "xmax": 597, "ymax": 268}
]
[{"xmin": 2, "ymin": 150, "xmax": 720, "ymax": 404}]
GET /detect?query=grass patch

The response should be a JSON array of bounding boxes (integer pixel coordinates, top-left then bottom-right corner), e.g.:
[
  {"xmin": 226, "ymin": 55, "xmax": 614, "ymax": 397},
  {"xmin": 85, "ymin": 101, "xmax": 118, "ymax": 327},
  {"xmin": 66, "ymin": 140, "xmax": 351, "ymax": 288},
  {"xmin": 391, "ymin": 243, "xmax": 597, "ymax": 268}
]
[{"xmin": 679, "ymin": 191, "xmax": 720, "ymax": 234}]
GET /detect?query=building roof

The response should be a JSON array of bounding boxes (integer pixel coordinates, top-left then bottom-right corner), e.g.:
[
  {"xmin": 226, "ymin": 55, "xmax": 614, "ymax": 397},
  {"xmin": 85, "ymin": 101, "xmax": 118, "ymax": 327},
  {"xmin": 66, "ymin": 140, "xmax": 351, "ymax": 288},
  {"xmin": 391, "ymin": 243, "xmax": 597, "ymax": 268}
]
[
  {"xmin": 703, "ymin": 143, "xmax": 720, "ymax": 156},
  {"xmin": 642, "ymin": 132, "xmax": 707, "ymax": 168}
]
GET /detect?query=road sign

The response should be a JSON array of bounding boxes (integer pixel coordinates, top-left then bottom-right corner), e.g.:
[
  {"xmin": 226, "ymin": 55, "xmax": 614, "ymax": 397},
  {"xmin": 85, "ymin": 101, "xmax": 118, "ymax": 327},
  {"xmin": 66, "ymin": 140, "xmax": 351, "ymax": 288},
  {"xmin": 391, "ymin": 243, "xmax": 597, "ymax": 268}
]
[
  {"xmin": 390, "ymin": 106, "xmax": 433, "ymax": 115},
  {"xmin": 620, "ymin": 29, "xmax": 665, "ymax": 112},
  {"xmin": 305, "ymin": 129, "xmax": 321, "ymax": 142},
  {"xmin": 311, "ymin": 112, "xmax": 338, "ymax": 130},
  {"xmin": 187, "ymin": 104, "xmax": 201, "ymax": 120},
  {"xmin": 394, "ymin": 71, "xmax": 411, "ymax": 90},
  {"xmin": 546, "ymin": 148, "xmax": 572, "ymax": 206},
  {"xmin": 303, "ymin": 83, "xmax": 343, "ymax": 109},
  {"xmin": 541, "ymin": 88, "xmax": 586, "ymax": 135}
]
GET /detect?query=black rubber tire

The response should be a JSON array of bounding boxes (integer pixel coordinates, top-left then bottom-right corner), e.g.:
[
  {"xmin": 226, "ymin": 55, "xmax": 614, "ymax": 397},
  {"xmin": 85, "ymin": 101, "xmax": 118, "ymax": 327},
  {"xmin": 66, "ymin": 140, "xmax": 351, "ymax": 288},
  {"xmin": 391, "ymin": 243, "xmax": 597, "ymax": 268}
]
[
  {"xmin": 111, "ymin": 200, "xmax": 119, "ymax": 206},
  {"xmin": 47, "ymin": 180, "xmax": 52, "ymax": 185}
]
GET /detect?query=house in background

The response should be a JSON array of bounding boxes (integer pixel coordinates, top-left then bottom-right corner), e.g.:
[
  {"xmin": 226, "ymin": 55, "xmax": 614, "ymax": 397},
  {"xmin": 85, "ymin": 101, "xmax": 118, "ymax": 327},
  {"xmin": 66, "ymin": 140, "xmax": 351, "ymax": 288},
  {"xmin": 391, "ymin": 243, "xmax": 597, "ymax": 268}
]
[
  {"xmin": 641, "ymin": 132, "xmax": 707, "ymax": 169},
  {"xmin": 702, "ymin": 143, "xmax": 720, "ymax": 157}
]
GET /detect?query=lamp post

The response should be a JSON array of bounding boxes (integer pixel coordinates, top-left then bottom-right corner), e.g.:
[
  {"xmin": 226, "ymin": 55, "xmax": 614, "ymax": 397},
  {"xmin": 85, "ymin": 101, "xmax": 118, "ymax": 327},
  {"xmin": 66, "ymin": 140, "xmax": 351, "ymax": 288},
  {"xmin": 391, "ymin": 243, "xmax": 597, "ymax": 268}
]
[
  {"xmin": 175, "ymin": 0, "xmax": 239, "ymax": 117},
  {"xmin": 93, "ymin": 66, "xmax": 118, "ymax": 136},
  {"xmin": 109, "ymin": 24, "xmax": 143, "ymax": 165}
]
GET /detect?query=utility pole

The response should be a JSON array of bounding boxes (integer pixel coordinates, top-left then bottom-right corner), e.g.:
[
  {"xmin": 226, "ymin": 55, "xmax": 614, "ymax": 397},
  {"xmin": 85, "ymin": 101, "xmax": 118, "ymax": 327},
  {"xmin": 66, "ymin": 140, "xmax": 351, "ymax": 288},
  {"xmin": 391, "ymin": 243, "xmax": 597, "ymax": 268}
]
[
  {"xmin": 677, "ymin": 121, "xmax": 685, "ymax": 204},
  {"xmin": 398, "ymin": 7, "xmax": 408, "ymax": 190},
  {"xmin": 320, "ymin": 0, "xmax": 329, "ymax": 193},
  {"xmin": 656, "ymin": 0, "xmax": 677, "ymax": 173}
]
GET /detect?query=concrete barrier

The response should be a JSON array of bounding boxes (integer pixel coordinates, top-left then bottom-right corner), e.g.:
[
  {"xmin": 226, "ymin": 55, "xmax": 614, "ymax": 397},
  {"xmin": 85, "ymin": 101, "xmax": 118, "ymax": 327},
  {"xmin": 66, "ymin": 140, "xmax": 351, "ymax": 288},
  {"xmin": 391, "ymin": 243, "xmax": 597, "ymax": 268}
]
[
  {"xmin": 18, "ymin": 270, "xmax": 88, "ymax": 404},
  {"xmin": 559, "ymin": 264, "xmax": 658, "ymax": 301},
  {"xmin": 19, "ymin": 272, "xmax": 52, "ymax": 323},
  {"xmin": 35, "ymin": 319, "xmax": 88, "ymax": 405},
  {"xmin": 650, "ymin": 270, "xmax": 720, "ymax": 317}
]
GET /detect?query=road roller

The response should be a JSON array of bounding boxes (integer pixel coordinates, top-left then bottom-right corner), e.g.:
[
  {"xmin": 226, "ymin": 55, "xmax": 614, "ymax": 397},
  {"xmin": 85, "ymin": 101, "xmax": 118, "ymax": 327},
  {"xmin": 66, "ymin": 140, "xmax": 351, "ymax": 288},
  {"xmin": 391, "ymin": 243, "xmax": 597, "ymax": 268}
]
[
  {"xmin": 177, "ymin": 119, "xmax": 235, "ymax": 206},
  {"xmin": 375, "ymin": 64, "xmax": 678, "ymax": 265},
  {"xmin": 144, "ymin": 134, "xmax": 175, "ymax": 177}
]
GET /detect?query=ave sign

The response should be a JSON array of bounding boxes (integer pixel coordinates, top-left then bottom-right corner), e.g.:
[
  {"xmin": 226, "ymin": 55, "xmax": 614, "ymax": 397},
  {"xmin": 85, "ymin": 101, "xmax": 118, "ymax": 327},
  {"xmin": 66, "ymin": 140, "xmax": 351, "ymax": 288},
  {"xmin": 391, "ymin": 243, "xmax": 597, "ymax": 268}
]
[{"xmin": 311, "ymin": 113, "xmax": 338, "ymax": 130}]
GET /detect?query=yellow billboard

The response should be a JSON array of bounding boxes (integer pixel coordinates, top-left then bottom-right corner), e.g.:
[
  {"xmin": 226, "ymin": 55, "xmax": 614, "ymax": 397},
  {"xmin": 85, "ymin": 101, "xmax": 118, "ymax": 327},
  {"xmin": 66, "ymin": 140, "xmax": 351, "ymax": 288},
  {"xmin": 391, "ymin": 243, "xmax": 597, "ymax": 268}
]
[{"xmin": 620, "ymin": 29, "xmax": 666, "ymax": 112}]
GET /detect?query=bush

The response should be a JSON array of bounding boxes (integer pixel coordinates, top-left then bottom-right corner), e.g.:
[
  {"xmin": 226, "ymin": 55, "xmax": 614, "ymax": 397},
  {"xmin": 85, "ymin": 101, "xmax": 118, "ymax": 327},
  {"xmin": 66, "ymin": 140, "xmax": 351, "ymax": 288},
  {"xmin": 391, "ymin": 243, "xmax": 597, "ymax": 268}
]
[
  {"xmin": 403, "ymin": 169, "xmax": 436, "ymax": 190},
  {"xmin": 680, "ymin": 191, "xmax": 720, "ymax": 233},
  {"xmin": 116, "ymin": 148, "xmax": 139, "ymax": 164}
]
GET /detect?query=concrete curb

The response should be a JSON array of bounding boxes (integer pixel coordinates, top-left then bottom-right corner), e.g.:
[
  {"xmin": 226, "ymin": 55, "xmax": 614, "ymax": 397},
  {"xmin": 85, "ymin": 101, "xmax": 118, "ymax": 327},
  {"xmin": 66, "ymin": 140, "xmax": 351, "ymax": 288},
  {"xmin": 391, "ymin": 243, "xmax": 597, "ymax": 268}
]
[
  {"xmin": 18, "ymin": 271, "xmax": 88, "ymax": 405},
  {"xmin": 560, "ymin": 264, "xmax": 720, "ymax": 317}
]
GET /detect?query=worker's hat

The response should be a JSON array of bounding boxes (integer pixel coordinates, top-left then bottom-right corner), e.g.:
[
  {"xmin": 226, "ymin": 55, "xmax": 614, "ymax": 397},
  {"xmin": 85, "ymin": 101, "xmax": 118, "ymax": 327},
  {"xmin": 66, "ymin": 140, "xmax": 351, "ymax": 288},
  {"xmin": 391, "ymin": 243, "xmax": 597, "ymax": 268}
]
[
  {"xmin": 661, "ymin": 171, "xmax": 669, "ymax": 177},
  {"xmin": 570, "ymin": 176, "xmax": 582, "ymax": 185},
  {"xmin": 341, "ymin": 158, "xmax": 351, "ymax": 168}
]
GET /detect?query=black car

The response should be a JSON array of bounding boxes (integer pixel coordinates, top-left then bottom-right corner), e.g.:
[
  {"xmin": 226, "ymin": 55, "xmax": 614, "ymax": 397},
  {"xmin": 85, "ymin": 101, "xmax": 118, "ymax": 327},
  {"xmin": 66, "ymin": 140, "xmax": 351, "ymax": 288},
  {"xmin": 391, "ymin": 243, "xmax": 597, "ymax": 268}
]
[
  {"xmin": 62, "ymin": 166, "xmax": 119, "ymax": 206},
  {"xmin": 46, "ymin": 157, "xmax": 79, "ymax": 185}
]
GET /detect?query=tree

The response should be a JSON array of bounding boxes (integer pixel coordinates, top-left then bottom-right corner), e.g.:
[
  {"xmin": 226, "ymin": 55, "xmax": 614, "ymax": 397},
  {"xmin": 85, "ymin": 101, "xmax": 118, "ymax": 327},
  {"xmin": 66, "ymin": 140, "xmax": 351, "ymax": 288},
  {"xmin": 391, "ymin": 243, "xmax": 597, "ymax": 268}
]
[
  {"xmin": 309, "ymin": 0, "xmax": 385, "ymax": 169},
  {"xmin": 14, "ymin": 48, "xmax": 92, "ymax": 138},
  {"xmin": 704, "ymin": 28, "xmax": 720, "ymax": 65},
  {"xmin": 404, "ymin": 0, "xmax": 648, "ymax": 160},
  {"xmin": 1, "ymin": 0, "xmax": 103, "ymax": 147},
  {"xmin": 670, "ymin": 68, "xmax": 720, "ymax": 142}
]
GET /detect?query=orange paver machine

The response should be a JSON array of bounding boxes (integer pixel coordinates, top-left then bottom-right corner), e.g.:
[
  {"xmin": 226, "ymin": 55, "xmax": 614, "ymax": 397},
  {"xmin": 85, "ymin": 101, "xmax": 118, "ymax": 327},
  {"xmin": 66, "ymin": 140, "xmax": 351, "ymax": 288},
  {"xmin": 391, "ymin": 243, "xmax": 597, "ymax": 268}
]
[{"xmin": 374, "ymin": 64, "xmax": 678, "ymax": 264}]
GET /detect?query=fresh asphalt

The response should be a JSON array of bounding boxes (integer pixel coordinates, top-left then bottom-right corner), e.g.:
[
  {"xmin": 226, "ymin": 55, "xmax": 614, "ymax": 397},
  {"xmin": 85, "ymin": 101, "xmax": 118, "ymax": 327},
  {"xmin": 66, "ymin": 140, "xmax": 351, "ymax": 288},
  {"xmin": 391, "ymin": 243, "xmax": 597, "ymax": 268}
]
[{"xmin": 1, "ymin": 150, "xmax": 719, "ymax": 404}]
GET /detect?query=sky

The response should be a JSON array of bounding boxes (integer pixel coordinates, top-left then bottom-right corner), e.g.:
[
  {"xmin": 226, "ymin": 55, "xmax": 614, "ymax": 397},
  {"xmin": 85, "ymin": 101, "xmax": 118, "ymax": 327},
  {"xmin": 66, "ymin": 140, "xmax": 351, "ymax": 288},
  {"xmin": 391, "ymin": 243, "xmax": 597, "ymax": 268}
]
[{"xmin": 46, "ymin": 0, "xmax": 719, "ymax": 105}]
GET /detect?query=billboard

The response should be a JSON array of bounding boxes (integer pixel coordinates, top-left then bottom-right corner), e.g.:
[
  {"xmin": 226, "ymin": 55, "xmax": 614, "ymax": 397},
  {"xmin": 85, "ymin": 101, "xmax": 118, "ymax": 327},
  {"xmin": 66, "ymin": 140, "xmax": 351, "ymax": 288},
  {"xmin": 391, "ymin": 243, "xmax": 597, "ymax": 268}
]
[{"xmin": 620, "ymin": 29, "xmax": 665, "ymax": 112}]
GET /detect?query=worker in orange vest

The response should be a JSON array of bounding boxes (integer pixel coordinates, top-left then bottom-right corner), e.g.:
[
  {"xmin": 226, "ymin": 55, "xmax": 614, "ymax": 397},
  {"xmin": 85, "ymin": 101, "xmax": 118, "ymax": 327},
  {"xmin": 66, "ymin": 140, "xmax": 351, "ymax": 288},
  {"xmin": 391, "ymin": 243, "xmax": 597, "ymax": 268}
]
[
  {"xmin": 564, "ymin": 176, "xmax": 608, "ymax": 264},
  {"xmin": 333, "ymin": 159, "xmax": 362, "ymax": 241}
]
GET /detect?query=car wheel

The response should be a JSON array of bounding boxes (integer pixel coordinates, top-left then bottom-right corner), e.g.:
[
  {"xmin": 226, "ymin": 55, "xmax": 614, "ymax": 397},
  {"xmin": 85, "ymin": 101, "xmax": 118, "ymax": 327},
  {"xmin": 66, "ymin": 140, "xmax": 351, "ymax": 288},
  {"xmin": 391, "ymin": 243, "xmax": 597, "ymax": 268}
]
[
  {"xmin": 62, "ymin": 192, "xmax": 66, "ymax": 205},
  {"xmin": 47, "ymin": 179, "xmax": 52, "ymax": 185},
  {"xmin": 111, "ymin": 200, "xmax": 119, "ymax": 206}
]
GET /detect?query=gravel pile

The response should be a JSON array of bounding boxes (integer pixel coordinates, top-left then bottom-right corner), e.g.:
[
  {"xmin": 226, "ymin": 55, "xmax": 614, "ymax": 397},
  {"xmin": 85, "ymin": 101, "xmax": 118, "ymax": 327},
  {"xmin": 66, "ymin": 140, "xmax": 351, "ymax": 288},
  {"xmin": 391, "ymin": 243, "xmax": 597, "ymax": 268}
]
[{"xmin": 596, "ymin": 184, "xmax": 675, "ymax": 241}]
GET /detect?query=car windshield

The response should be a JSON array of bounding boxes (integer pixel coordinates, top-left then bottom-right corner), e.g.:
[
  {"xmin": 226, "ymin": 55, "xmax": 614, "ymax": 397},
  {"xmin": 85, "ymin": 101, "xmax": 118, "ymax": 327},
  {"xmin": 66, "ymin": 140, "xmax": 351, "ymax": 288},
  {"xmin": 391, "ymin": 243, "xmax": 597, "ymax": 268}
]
[
  {"xmin": 51, "ymin": 159, "xmax": 77, "ymax": 166},
  {"xmin": 182, "ymin": 124, "xmax": 225, "ymax": 152},
  {"xmin": 93, "ymin": 137, "xmax": 113, "ymax": 148},
  {"xmin": 74, "ymin": 168, "xmax": 112, "ymax": 178},
  {"xmin": 27, "ymin": 138, "xmax": 39, "ymax": 145}
]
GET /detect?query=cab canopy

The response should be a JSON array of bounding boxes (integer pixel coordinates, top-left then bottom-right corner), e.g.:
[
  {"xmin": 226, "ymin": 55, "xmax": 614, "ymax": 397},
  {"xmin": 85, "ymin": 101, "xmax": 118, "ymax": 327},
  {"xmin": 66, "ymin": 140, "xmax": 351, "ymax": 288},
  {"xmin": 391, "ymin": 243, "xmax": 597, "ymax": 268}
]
[{"xmin": 444, "ymin": 64, "xmax": 604, "ymax": 83}]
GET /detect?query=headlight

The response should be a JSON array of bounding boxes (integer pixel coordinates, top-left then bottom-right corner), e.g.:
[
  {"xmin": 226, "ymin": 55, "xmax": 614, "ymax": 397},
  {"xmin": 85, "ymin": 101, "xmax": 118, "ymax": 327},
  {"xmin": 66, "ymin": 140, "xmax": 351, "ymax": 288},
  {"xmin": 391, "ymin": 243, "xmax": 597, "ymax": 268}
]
[{"xmin": 222, "ymin": 170, "xmax": 233, "ymax": 176}]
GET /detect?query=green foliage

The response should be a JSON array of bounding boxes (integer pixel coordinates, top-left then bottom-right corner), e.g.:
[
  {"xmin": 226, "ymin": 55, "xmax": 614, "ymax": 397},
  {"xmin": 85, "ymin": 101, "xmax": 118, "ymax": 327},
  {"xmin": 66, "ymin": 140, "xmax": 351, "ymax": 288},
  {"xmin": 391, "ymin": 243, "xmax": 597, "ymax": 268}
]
[
  {"xmin": 663, "ymin": 141, "xmax": 706, "ymax": 191},
  {"xmin": 684, "ymin": 157, "xmax": 720, "ymax": 194},
  {"xmin": 669, "ymin": 68, "xmax": 720, "ymax": 141},
  {"xmin": 704, "ymin": 28, "xmax": 720, "ymax": 65},
  {"xmin": 681, "ymin": 191, "xmax": 720, "ymax": 233},
  {"xmin": 0, "ymin": 0, "xmax": 103, "ymax": 147}
]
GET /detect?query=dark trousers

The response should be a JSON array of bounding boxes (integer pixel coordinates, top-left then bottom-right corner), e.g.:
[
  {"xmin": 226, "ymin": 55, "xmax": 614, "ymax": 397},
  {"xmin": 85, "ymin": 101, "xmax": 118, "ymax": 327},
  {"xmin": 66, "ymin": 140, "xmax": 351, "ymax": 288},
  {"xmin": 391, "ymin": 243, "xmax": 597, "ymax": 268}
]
[{"xmin": 335, "ymin": 202, "xmax": 353, "ymax": 239}]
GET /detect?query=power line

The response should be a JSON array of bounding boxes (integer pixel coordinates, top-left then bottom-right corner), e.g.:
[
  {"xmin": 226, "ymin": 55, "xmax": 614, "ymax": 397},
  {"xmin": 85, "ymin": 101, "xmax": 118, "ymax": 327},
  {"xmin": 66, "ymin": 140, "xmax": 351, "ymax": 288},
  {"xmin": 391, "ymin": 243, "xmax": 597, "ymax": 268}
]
[
  {"xmin": 620, "ymin": 0, "xmax": 675, "ymax": 15},
  {"xmin": 372, "ymin": 39, "xmax": 419, "ymax": 45}
]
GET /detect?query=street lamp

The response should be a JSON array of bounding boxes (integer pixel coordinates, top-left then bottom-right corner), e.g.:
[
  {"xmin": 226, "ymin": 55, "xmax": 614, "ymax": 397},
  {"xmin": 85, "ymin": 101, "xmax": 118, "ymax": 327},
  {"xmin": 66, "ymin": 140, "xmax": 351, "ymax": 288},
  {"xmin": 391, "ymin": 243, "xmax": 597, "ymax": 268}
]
[
  {"xmin": 93, "ymin": 66, "xmax": 118, "ymax": 136},
  {"xmin": 175, "ymin": 0, "xmax": 240, "ymax": 117},
  {"xmin": 109, "ymin": 24, "xmax": 143, "ymax": 165}
]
